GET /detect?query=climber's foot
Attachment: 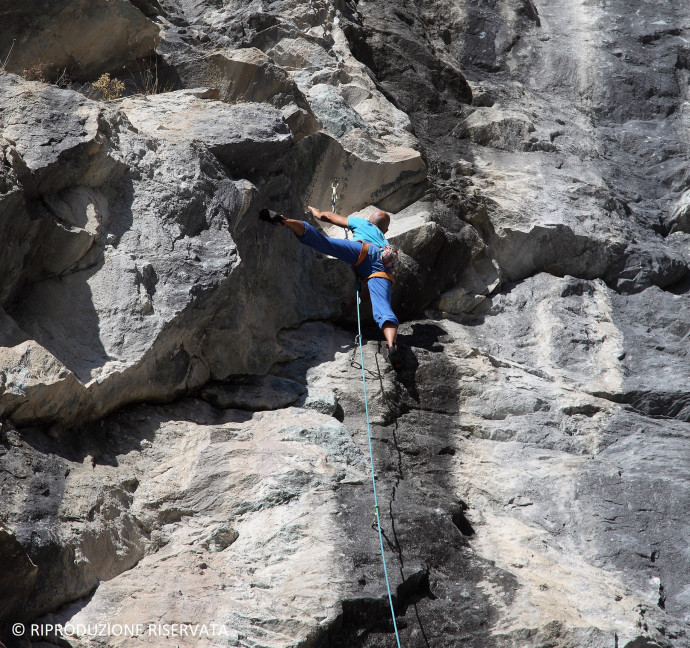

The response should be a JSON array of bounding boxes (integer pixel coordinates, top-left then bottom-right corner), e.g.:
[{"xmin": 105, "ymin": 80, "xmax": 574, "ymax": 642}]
[
  {"xmin": 386, "ymin": 343, "xmax": 403, "ymax": 370},
  {"xmin": 259, "ymin": 208, "xmax": 285, "ymax": 225}
]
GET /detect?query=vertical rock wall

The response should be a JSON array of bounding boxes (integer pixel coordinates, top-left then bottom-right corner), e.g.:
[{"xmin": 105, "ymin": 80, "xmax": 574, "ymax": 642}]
[{"xmin": 0, "ymin": 1, "xmax": 688, "ymax": 647}]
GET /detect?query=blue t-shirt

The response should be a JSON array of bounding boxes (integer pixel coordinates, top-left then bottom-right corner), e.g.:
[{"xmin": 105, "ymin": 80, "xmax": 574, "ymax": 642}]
[{"xmin": 347, "ymin": 216, "xmax": 389, "ymax": 249}]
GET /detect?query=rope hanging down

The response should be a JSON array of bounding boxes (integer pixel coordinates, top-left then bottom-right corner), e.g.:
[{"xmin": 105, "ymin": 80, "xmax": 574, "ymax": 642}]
[{"xmin": 355, "ymin": 282, "xmax": 402, "ymax": 648}]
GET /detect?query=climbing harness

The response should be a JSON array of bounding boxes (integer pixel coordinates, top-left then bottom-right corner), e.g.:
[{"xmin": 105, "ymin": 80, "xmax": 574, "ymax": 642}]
[
  {"xmin": 354, "ymin": 282, "xmax": 403, "ymax": 648},
  {"xmin": 351, "ymin": 241, "xmax": 394, "ymax": 283}
]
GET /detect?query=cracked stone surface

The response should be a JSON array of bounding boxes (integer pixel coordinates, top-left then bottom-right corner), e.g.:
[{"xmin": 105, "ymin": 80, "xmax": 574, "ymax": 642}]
[{"xmin": 0, "ymin": 0, "xmax": 689, "ymax": 647}]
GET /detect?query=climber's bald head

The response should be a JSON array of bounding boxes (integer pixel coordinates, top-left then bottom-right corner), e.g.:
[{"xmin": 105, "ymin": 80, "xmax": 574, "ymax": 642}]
[{"xmin": 368, "ymin": 210, "xmax": 390, "ymax": 234}]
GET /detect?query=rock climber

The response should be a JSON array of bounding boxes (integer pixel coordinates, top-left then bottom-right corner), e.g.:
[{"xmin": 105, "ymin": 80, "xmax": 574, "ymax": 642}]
[{"xmin": 260, "ymin": 205, "xmax": 402, "ymax": 369}]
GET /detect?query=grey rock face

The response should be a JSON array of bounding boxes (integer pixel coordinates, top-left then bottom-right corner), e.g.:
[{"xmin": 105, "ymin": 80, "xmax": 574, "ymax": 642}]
[
  {"xmin": 0, "ymin": 76, "xmax": 250, "ymax": 425},
  {"xmin": 0, "ymin": 77, "xmax": 119, "ymax": 198},
  {"xmin": 294, "ymin": 129, "xmax": 426, "ymax": 217},
  {"xmin": 121, "ymin": 91, "xmax": 295, "ymax": 178},
  {"xmin": 174, "ymin": 48, "xmax": 320, "ymax": 141},
  {"xmin": 0, "ymin": 419, "xmax": 147, "ymax": 621},
  {"xmin": 1, "ymin": 0, "xmax": 689, "ymax": 647},
  {"xmin": 0, "ymin": 143, "xmax": 32, "ymax": 307},
  {"xmin": 342, "ymin": 0, "xmax": 689, "ymax": 295},
  {"xmin": 0, "ymin": 521, "xmax": 37, "ymax": 622},
  {"xmin": 200, "ymin": 375, "xmax": 307, "ymax": 411},
  {"xmin": 0, "ymin": 0, "xmax": 159, "ymax": 81}
]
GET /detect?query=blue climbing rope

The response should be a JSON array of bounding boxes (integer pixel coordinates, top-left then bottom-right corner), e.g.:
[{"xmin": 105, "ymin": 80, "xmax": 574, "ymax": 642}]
[{"xmin": 355, "ymin": 281, "xmax": 402, "ymax": 648}]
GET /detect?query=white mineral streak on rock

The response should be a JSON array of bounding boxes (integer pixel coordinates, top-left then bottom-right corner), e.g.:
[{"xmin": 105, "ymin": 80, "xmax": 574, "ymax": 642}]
[
  {"xmin": 528, "ymin": 0, "xmax": 602, "ymax": 106},
  {"xmin": 440, "ymin": 274, "xmax": 686, "ymax": 644},
  {"xmin": 455, "ymin": 439, "xmax": 663, "ymax": 645},
  {"xmin": 0, "ymin": 339, "xmax": 78, "ymax": 419},
  {"xmin": 533, "ymin": 277, "xmax": 624, "ymax": 395}
]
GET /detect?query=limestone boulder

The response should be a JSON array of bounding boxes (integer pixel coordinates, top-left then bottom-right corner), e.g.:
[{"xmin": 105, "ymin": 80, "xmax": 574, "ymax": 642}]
[
  {"xmin": 295, "ymin": 130, "xmax": 426, "ymax": 217},
  {"xmin": 175, "ymin": 49, "xmax": 290, "ymax": 105},
  {"xmin": 340, "ymin": 83, "xmax": 416, "ymax": 147},
  {"xmin": 268, "ymin": 34, "xmax": 338, "ymax": 75},
  {"xmin": 453, "ymin": 108, "xmax": 537, "ymax": 150},
  {"xmin": 0, "ymin": 0, "xmax": 159, "ymax": 81},
  {"xmin": 0, "ymin": 140, "xmax": 33, "ymax": 306},
  {"xmin": 174, "ymin": 48, "xmax": 319, "ymax": 142},
  {"xmin": 0, "ymin": 77, "xmax": 376, "ymax": 427},
  {"xmin": 306, "ymin": 83, "xmax": 376, "ymax": 138},
  {"xmin": 298, "ymin": 387, "xmax": 339, "ymax": 417},
  {"xmin": 120, "ymin": 91, "xmax": 293, "ymax": 176},
  {"xmin": 464, "ymin": 172, "xmax": 688, "ymax": 293},
  {"xmin": 0, "ymin": 315, "xmax": 82, "ymax": 424},
  {"xmin": 0, "ymin": 76, "xmax": 122, "ymax": 197},
  {"xmin": 222, "ymin": 8, "xmax": 420, "ymax": 147},
  {"xmin": 662, "ymin": 190, "xmax": 690, "ymax": 235},
  {"xmin": 0, "ymin": 77, "xmax": 250, "ymax": 425},
  {"xmin": 0, "ymin": 521, "xmax": 37, "ymax": 623},
  {"xmin": 385, "ymin": 205, "xmax": 443, "ymax": 254},
  {"xmin": 398, "ymin": 202, "xmax": 492, "ymax": 316},
  {"xmin": 17, "ymin": 396, "xmax": 366, "ymax": 645}
]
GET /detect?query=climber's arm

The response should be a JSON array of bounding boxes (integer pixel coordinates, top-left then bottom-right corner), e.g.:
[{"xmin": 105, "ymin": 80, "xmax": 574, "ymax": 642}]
[{"xmin": 307, "ymin": 206, "xmax": 349, "ymax": 229}]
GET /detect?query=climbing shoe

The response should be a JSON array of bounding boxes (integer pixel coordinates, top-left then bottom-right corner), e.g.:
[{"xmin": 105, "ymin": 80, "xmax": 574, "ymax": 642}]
[
  {"xmin": 259, "ymin": 208, "xmax": 285, "ymax": 225},
  {"xmin": 386, "ymin": 343, "xmax": 403, "ymax": 370}
]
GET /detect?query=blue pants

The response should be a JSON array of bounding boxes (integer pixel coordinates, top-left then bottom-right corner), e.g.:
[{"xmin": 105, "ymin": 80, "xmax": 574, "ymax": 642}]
[{"xmin": 297, "ymin": 222, "xmax": 399, "ymax": 329}]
